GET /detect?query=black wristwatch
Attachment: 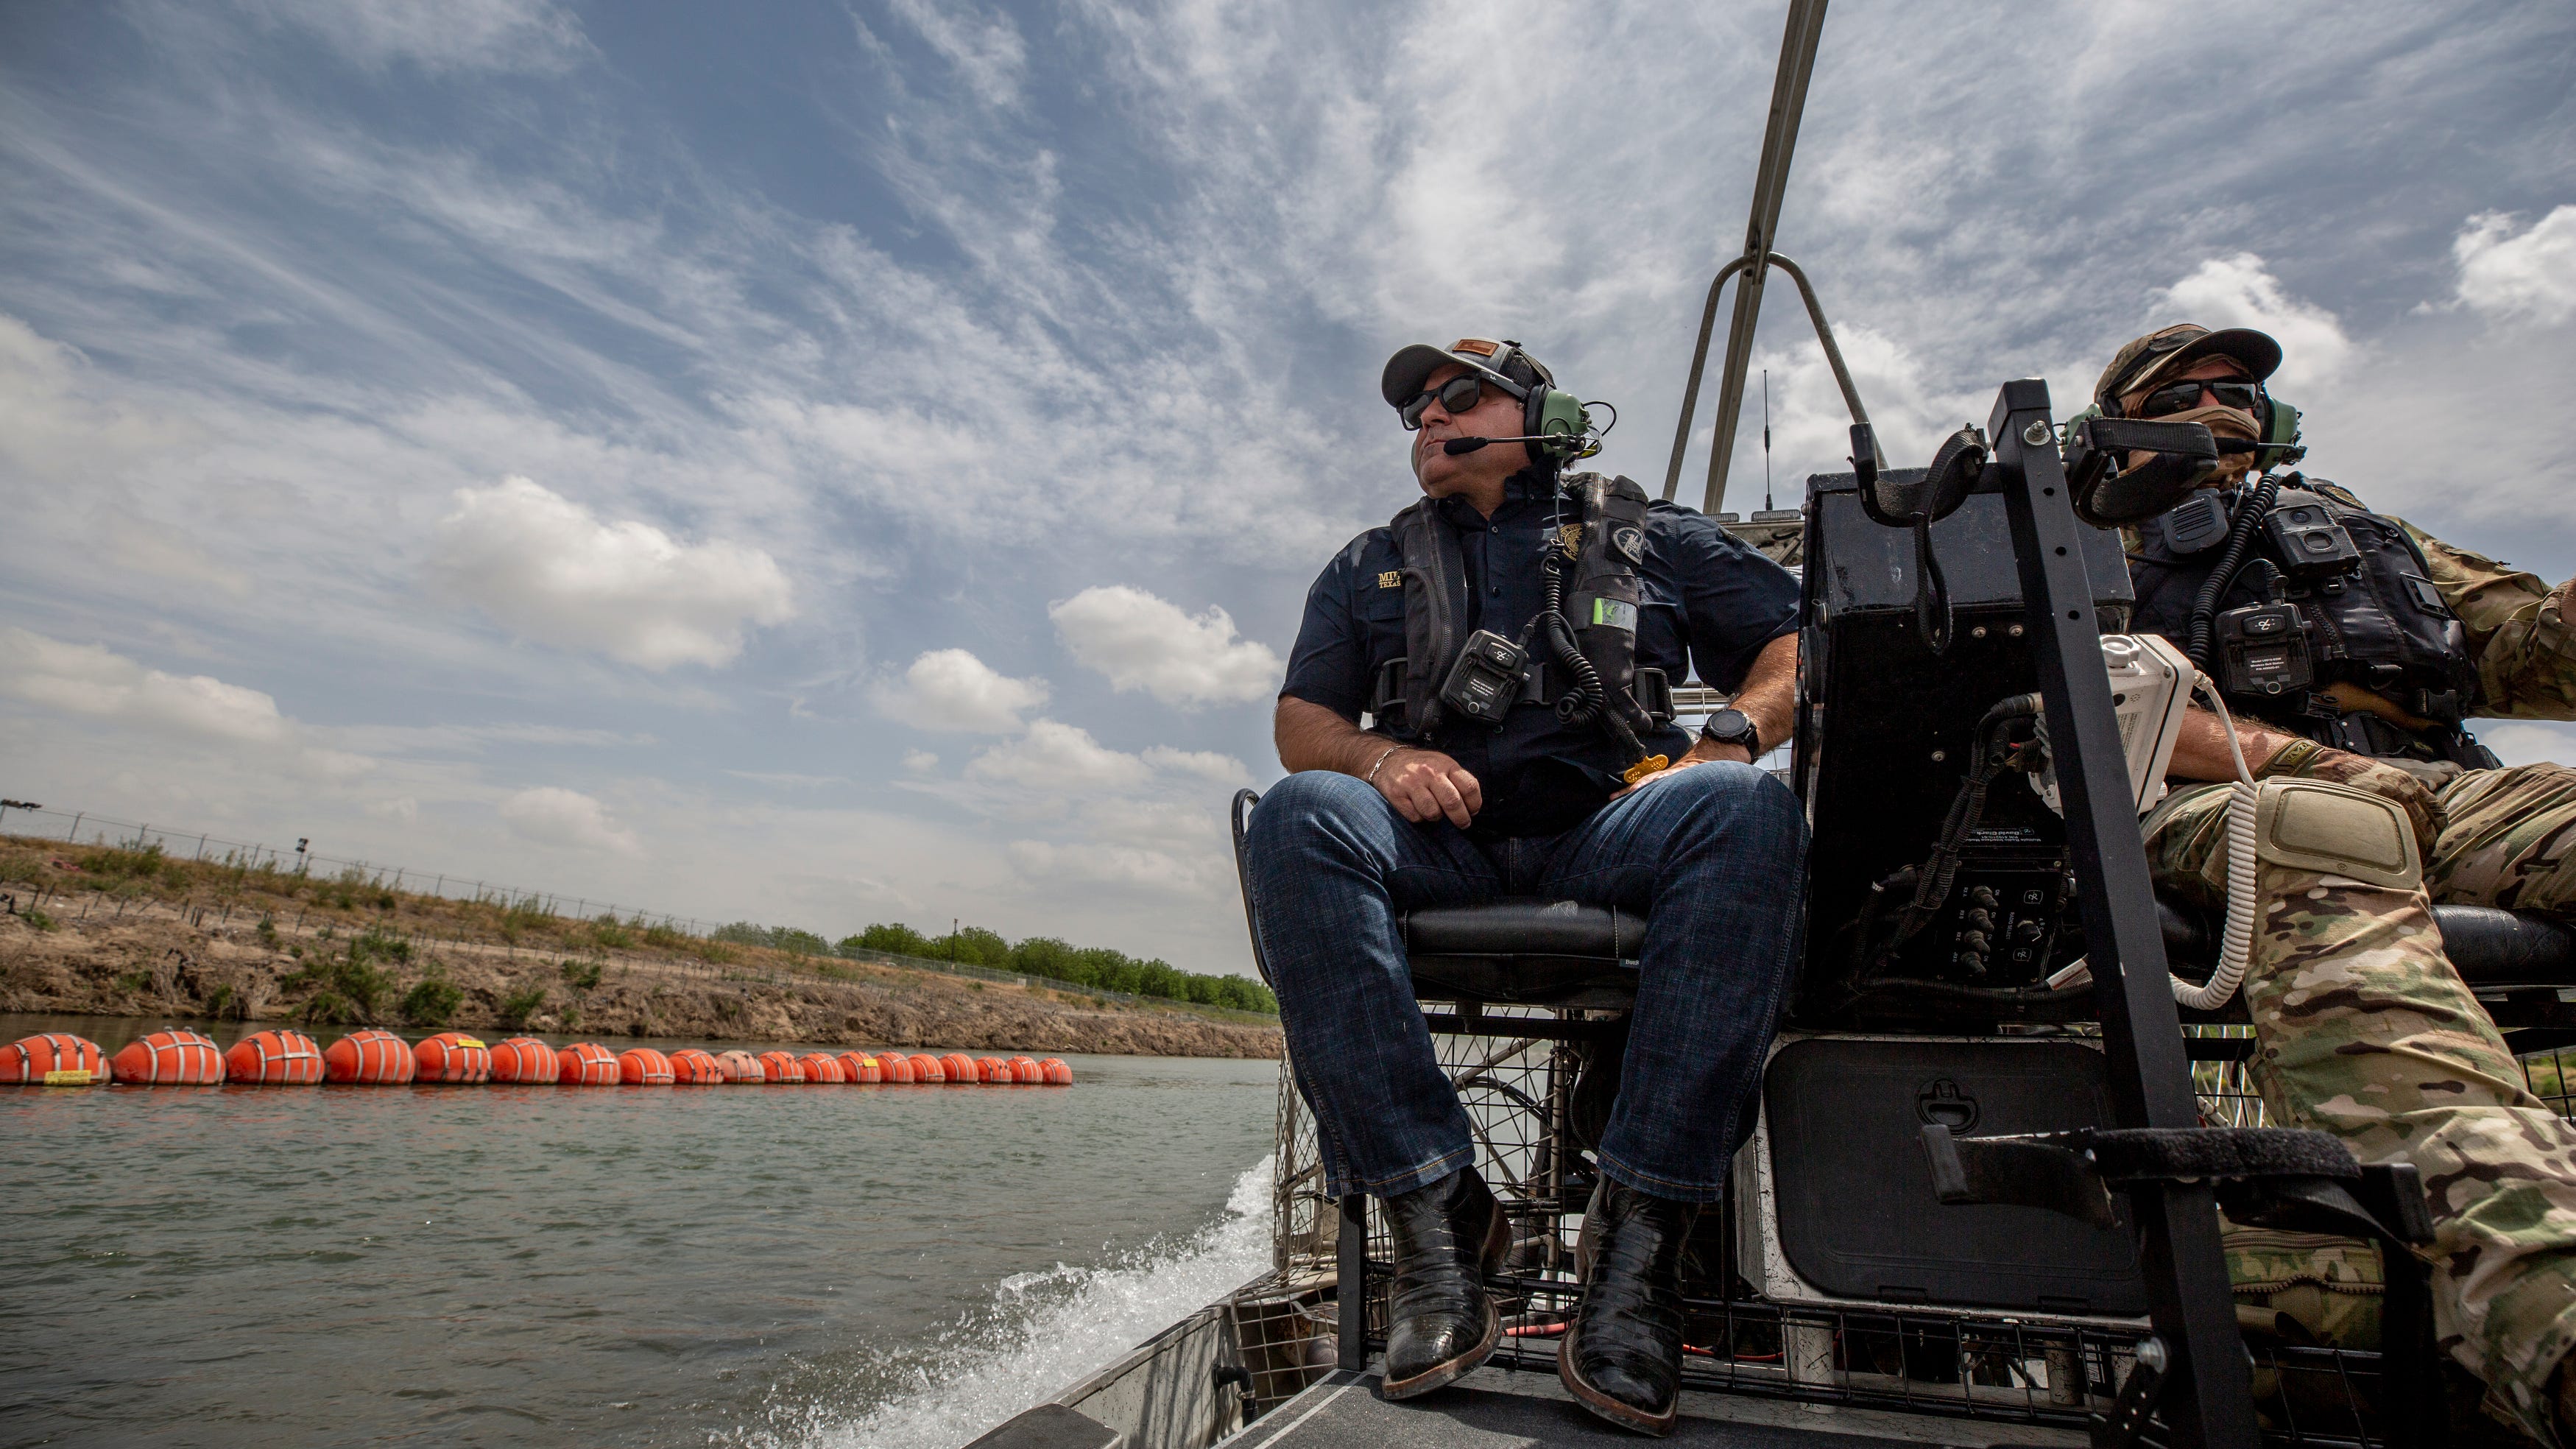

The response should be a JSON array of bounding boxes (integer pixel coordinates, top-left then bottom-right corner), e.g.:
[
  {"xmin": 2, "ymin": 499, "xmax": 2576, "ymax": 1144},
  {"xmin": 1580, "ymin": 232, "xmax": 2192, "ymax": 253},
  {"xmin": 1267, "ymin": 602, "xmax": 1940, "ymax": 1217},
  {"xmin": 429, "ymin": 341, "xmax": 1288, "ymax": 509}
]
[{"xmin": 1700, "ymin": 707, "xmax": 1761, "ymax": 755}]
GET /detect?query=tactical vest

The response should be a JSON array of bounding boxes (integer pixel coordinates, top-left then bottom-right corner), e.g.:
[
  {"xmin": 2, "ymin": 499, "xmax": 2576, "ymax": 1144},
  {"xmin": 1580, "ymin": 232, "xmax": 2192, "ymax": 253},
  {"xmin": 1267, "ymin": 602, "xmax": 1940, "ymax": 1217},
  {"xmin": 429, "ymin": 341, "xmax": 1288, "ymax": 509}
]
[
  {"xmin": 1368, "ymin": 472, "xmax": 1673, "ymax": 745},
  {"xmin": 2128, "ymin": 481, "xmax": 2485, "ymax": 763}
]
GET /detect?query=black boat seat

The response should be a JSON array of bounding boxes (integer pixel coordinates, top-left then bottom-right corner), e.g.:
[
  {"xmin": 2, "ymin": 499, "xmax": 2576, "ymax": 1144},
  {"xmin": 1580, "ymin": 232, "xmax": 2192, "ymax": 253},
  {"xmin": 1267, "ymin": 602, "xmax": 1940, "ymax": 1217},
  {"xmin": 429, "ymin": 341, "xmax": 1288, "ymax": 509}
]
[
  {"xmin": 2159, "ymin": 898, "xmax": 2576, "ymax": 1032},
  {"xmin": 1401, "ymin": 900, "xmax": 1646, "ymax": 1009}
]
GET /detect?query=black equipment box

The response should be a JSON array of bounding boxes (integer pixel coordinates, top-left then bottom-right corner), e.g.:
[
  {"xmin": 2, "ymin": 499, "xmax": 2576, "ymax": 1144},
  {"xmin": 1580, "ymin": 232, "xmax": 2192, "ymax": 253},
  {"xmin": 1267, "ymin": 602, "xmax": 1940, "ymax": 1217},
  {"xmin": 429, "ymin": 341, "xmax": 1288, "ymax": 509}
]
[
  {"xmin": 1792, "ymin": 472, "xmax": 2136, "ymax": 1026},
  {"xmin": 1761, "ymin": 1036, "xmax": 2145, "ymax": 1315}
]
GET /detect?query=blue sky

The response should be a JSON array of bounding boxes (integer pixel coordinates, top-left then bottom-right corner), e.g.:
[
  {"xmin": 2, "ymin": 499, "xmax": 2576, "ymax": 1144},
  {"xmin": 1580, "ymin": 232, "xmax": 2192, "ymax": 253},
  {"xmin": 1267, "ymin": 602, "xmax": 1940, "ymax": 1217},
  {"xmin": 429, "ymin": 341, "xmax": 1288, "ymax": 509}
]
[{"xmin": 3, "ymin": 0, "xmax": 2572, "ymax": 973}]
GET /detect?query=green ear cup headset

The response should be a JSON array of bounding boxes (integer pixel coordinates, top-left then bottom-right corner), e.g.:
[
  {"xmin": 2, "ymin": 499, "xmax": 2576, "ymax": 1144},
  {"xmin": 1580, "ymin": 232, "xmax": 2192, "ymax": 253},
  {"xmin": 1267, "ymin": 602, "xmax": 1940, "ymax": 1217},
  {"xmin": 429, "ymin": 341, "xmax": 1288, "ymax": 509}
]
[{"xmin": 1474, "ymin": 339, "xmax": 1601, "ymax": 463}]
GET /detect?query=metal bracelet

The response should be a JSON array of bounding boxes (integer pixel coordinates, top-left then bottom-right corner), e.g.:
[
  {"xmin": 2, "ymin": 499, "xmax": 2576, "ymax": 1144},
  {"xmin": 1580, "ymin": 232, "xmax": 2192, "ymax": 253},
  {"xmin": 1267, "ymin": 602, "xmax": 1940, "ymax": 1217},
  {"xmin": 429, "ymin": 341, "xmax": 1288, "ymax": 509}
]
[{"xmin": 1363, "ymin": 744, "xmax": 1403, "ymax": 784}]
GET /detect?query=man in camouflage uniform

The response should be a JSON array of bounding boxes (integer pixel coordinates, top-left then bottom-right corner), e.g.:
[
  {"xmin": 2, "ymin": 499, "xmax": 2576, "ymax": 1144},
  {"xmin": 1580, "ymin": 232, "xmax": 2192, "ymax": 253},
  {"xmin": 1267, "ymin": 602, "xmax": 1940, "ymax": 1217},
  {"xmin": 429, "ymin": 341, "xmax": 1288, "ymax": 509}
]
[{"xmin": 2104, "ymin": 322, "xmax": 2576, "ymax": 1442}]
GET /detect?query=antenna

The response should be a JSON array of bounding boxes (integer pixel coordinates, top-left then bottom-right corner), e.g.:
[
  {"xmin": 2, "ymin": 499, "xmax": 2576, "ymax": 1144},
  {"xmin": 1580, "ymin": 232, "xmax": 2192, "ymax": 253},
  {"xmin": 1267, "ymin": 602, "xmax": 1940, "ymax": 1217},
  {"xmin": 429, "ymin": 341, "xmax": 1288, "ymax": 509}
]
[{"xmin": 1762, "ymin": 368, "xmax": 1774, "ymax": 512}]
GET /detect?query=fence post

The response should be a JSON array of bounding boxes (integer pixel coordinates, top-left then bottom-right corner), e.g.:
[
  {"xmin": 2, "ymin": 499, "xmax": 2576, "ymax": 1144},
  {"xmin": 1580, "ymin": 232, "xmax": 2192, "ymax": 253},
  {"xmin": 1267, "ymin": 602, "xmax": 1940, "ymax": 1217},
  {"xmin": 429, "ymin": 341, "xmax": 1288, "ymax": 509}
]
[
  {"xmin": 66, "ymin": 812, "xmax": 82, "ymax": 842},
  {"xmin": 196, "ymin": 834, "xmax": 207, "ymax": 861}
]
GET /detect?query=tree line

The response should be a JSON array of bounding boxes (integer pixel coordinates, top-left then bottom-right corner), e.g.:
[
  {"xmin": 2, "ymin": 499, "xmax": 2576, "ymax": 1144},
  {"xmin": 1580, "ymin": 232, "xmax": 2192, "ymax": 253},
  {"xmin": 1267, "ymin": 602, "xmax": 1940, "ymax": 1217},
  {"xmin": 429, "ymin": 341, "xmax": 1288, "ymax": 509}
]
[{"xmin": 707, "ymin": 920, "xmax": 1278, "ymax": 1014}]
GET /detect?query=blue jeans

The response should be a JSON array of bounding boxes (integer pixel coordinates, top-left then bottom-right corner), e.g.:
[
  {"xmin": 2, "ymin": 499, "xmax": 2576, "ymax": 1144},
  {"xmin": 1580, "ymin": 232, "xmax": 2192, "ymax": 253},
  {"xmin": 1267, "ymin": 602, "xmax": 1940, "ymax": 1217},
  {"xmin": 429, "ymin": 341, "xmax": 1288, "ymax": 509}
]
[{"xmin": 1243, "ymin": 764, "xmax": 1807, "ymax": 1204}]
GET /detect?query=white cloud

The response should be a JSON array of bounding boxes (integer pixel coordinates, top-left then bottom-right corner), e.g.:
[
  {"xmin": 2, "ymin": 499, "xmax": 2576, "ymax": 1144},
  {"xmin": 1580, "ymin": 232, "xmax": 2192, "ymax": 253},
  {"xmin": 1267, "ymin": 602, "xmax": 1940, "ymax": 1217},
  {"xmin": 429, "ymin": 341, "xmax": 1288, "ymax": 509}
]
[
  {"xmin": 964, "ymin": 719, "xmax": 1152, "ymax": 792},
  {"xmin": 901, "ymin": 749, "xmax": 940, "ymax": 774},
  {"xmin": 0, "ymin": 627, "xmax": 289, "ymax": 743},
  {"xmin": 1005, "ymin": 839, "xmax": 1208, "ymax": 895},
  {"xmin": 239, "ymin": 0, "xmax": 587, "ymax": 75},
  {"xmin": 873, "ymin": 649, "xmax": 1048, "ymax": 733},
  {"xmin": 498, "ymin": 786, "xmax": 640, "ymax": 856},
  {"xmin": 1048, "ymin": 585, "xmax": 1284, "ymax": 708},
  {"xmin": 881, "ymin": 0, "xmax": 1028, "ymax": 110},
  {"xmin": 2477, "ymin": 722, "xmax": 2576, "ymax": 769},
  {"xmin": 1143, "ymin": 745, "xmax": 1253, "ymax": 785},
  {"xmin": 2453, "ymin": 207, "xmax": 2576, "ymax": 325},
  {"xmin": 428, "ymin": 477, "xmax": 794, "ymax": 669},
  {"xmin": 2159, "ymin": 253, "xmax": 2355, "ymax": 390}
]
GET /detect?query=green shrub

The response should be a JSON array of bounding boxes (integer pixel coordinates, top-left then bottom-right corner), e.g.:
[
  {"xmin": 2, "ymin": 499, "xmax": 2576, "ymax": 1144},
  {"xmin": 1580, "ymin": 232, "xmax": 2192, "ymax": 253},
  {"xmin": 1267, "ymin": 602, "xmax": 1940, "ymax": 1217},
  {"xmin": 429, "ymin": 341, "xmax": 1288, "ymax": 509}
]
[
  {"xmin": 298, "ymin": 989, "xmax": 356, "ymax": 1026},
  {"xmin": 256, "ymin": 916, "xmax": 278, "ymax": 946},
  {"xmin": 21, "ymin": 907, "xmax": 54, "ymax": 932},
  {"xmin": 206, "ymin": 982, "xmax": 238, "ymax": 1018},
  {"xmin": 498, "ymin": 984, "xmax": 547, "ymax": 1029},
  {"xmin": 350, "ymin": 926, "xmax": 412, "ymax": 965},
  {"xmin": 288, "ymin": 942, "xmax": 392, "ymax": 1020},
  {"xmin": 400, "ymin": 972, "xmax": 463, "ymax": 1028},
  {"xmin": 560, "ymin": 958, "xmax": 604, "ymax": 990},
  {"xmin": 772, "ymin": 927, "xmax": 830, "ymax": 957},
  {"xmin": 641, "ymin": 923, "xmax": 691, "ymax": 951}
]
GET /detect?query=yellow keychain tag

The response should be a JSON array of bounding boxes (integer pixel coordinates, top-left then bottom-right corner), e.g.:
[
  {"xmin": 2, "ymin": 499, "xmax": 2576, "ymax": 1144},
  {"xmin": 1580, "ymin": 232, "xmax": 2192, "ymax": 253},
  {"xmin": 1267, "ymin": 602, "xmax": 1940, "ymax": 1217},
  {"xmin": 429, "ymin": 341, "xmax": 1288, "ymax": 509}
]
[
  {"xmin": 42, "ymin": 1069, "xmax": 94, "ymax": 1086},
  {"xmin": 1621, "ymin": 755, "xmax": 1671, "ymax": 786}
]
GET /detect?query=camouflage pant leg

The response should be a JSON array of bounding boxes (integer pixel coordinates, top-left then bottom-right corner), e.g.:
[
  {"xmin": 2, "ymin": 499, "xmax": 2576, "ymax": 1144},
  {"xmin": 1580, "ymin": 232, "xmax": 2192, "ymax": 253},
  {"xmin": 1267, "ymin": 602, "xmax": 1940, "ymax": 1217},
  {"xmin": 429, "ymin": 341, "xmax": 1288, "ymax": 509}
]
[
  {"xmin": 2148, "ymin": 783, "xmax": 2576, "ymax": 1442},
  {"xmin": 2432, "ymin": 764, "xmax": 2576, "ymax": 918}
]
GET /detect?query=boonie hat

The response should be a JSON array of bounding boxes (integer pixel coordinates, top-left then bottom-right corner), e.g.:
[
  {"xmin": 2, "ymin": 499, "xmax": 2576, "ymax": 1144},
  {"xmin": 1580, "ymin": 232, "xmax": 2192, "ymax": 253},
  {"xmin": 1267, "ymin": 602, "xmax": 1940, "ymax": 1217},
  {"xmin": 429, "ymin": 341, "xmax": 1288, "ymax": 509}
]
[
  {"xmin": 1381, "ymin": 338, "xmax": 1556, "ymax": 412},
  {"xmin": 2095, "ymin": 322, "xmax": 2282, "ymax": 406}
]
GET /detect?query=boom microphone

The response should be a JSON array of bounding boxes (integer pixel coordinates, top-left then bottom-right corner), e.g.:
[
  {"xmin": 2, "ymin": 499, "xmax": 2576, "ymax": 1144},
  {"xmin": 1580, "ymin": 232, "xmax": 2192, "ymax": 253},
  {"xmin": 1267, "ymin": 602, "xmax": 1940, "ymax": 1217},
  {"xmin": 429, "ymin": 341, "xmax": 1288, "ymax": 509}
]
[{"xmin": 1441, "ymin": 434, "xmax": 1562, "ymax": 456}]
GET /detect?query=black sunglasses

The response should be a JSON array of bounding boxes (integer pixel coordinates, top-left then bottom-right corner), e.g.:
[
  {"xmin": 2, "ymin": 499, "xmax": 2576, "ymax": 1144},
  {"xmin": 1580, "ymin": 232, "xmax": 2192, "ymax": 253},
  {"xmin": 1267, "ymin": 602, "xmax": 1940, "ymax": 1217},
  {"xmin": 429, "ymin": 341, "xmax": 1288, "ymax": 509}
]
[
  {"xmin": 1400, "ymin": 374, "xmax": 1486, "ymax": 430},
  {"xmin": 2136, "ymin": 377, "xmax": 2262, "ymax": 418}
]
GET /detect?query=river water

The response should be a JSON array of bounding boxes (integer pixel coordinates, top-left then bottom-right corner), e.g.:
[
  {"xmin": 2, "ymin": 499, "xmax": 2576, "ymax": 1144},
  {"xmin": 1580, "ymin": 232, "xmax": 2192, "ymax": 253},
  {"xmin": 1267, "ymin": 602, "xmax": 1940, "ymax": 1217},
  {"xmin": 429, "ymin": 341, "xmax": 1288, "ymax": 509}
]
[{"xmin": 0, "ymin": 1014, "xmax": 1280, "ymax": 1448}]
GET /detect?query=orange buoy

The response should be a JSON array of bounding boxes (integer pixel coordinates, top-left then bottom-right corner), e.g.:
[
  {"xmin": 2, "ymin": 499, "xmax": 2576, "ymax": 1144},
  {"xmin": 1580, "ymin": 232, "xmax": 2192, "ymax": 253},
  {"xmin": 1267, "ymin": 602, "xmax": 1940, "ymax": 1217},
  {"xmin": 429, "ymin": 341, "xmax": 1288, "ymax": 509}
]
[
  {"xmin": 111, "ymin": 1029, "xmax": 227, "ymax": 1085},
  {"xmin": 618, "ymin": 1047, "xmax": 674, "ymax": 1085},
  {"xmin": 1010, "ymin": 1056, "xmax": 1042, "ymax": 1085},
  {"xmin": 757, "ymin": 1050, "xmax": 806, "ymax": 1083},
  {"xmin": 713, "ymin": 1049, "xmax": 763, "ymax": 1082},
  {"xmin": 909, "ymin": 1053, "xmax": 945, "ymax": 1084},
  {"xmin": 939, "ymin": 1052, "xmax": 978, "ymax": 1085},
  {"xmin": 878, "ymin": 1052, "xmax": 916, "ymax": 1084},
  {"xmin": 800, "ymin": 1052, "xmax": 847, "ymax": 1083},
  {"xmin": 1040, "ymin": 1057, "xmax": 1073, "ymax": 1086},
  {"xmin": 323, "ymin": 1029, "xmax": 416, "ymax": 1085},
  {"xmin": 414, "ymin": 1032, "xmax": 493, "ymax": 1085},
  {"xmin": 227, "ymin": 1029, "xmax": 325, "ymax": 1085},
  {"xmin": 668, "ymin": 1048, "xmax": 724, "ymax": 1085},
  {"xmin": 975, "ymin": 1055, "xmax": 1010, "ymax": 1084},
  {"xmin": 839, "ymin": 1052, "xmax": 883, "ymax": 1084},
  {"xmin": 556, "ymin": 1042, "xmax": 621, "ymax": 1085},
  {"xmin": 490, "ymin": 1037, "xmax": 560, "ymax": 1084},
  {"xmin": 2, "ymin": 1033, "xmax": 110, "ymax": 1085}
]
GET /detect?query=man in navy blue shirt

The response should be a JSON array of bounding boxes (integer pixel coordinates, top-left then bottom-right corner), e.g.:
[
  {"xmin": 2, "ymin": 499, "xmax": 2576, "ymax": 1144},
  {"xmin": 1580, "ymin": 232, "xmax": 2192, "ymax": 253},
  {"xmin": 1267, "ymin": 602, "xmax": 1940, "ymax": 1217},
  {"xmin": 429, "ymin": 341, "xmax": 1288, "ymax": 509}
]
[{"xmin": 1242, "ymin": 339, "xmax": 1808, "ymax": 1434}]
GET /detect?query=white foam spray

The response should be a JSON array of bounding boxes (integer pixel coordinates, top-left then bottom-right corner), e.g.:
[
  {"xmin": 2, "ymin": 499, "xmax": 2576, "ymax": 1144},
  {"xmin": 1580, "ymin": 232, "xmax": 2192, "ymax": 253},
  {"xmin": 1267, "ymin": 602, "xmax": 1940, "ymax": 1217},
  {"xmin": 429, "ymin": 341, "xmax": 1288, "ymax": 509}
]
[{"xmin": 748, "ymin": 1157, "xmax": 1274, "ymax": 1449}]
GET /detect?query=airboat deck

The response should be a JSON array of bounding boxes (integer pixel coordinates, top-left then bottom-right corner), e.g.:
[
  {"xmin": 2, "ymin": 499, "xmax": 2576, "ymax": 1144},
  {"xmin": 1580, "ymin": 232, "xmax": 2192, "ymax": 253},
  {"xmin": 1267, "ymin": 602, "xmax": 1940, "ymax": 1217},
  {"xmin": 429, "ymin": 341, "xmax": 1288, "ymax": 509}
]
[{"xmin": 1227, "ymin": 1367, "xmax": 2086, "ymax": 1449}]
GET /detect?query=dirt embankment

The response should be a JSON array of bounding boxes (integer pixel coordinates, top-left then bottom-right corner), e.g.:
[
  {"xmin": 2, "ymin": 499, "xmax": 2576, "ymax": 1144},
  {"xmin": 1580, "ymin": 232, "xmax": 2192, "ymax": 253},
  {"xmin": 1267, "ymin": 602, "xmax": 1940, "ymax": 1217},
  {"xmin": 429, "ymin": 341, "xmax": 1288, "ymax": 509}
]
[{"xmin": 0, "ymin": 841, "xmax": 1280, "ymax": 1059}]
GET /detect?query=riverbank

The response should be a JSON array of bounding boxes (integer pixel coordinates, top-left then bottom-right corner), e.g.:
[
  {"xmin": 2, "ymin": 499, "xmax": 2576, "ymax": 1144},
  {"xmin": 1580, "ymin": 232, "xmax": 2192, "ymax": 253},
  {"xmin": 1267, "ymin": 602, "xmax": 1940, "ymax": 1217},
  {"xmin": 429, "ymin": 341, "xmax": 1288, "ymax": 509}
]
[{"xmin": 0, "ymin": 836, "xmax": 1280, "ymax": 1060}]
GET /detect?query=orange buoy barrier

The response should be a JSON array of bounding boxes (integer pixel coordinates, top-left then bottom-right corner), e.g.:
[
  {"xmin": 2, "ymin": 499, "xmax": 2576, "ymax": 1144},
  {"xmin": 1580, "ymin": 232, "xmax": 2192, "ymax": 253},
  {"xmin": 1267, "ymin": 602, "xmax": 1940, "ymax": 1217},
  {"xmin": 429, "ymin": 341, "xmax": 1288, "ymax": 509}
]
[
  {"xmin": 111, "ymin": 1029, "xmax": 227, "ymax": 1085},
  {"xmin": 757, "ymin": 1050, "xmax": 806, "ymax": 1083},
  {"xmin": 800, "ymin": 1052, "xmax": 847, "ymax": 1083},
  {"xmin": 1040, "ymin": 1058, "xmax": 1073, "ymax": 1086},
  {"xmin": 3, "ymin": 1033, "xmax": 110, "ymax": 1085},
  {"xmin": 939, "ymin": 1052, "xmax": 978, "ymax": 1085},
  {"xmin": 975, "ymin": 1055, "xmax": 1010, "ymax": 1084},
  {"xmin": 668, "ymin": 1048, "xmax": 724, "ymax": 1085},
  {"xmin": 836, "ymin": 1051, "xmax": 882, "ymax": 1083},
  {"xmin": 414, "ymin": 1032, "xmax": 493, "ymax": 1085},
  {"xmin": 490, "ymin": 1037, "xmax": 560, "ymax": 1084},
  {"xmin": 1009, "ymin": 1056, "xmax": 1042, "ymax": 1085},
  {"xmin": 228, "ymin": 1029, "xmax": 325, "ymax": 1085},
  {"xmin": 909, "ymin": 1053, "xmax": 945, "ymax": 1084},
  {"xmin": 879, "ymin": 1053, "xmax": 917, "ymax": 1084},
  {"xmin": 323, "ymin": 1029, "xmax": 416, "ymax": 1085},
  {"xmin": 556, "ymin": 1043, "xmax": 621, "ymax": 1085},
  {"xmin": 714, "ymin": 1049, "xmax": 763, "ymax": 1082},
  {"xmin": 618, "ymin": 1047, "xmax": 674, "ymax": 1085}
]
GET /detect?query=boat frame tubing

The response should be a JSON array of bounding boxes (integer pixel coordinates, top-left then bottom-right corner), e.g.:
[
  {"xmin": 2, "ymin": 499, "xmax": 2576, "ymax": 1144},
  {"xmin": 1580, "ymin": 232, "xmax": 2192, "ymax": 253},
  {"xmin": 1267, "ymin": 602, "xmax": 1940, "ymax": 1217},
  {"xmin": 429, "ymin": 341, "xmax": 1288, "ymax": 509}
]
[
  {"xmin": 1987, "ymin": 378, "xmax": 2256, "ymax": 1449},
  {"xmin": 1661, "ymin": 250, "xmax": 1871, "ymax": 507}
]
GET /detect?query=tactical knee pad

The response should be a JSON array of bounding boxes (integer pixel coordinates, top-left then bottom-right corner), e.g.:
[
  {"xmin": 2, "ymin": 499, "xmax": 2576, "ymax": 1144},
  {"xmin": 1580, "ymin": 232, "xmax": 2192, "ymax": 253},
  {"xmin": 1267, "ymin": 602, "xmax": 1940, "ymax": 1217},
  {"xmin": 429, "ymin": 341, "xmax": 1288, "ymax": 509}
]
[{"xmin": 2254, "ymin": 779, "xmax": 2422, "ymax": 891}]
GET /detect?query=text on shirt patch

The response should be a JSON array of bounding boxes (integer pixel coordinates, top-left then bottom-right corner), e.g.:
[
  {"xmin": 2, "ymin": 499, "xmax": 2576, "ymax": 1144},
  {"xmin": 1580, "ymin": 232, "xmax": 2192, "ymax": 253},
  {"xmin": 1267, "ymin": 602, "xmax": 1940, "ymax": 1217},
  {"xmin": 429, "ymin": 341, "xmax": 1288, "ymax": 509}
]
[{"xmin": 1377, "ymin": 571, "xmax": 1402, "ymax": 588}]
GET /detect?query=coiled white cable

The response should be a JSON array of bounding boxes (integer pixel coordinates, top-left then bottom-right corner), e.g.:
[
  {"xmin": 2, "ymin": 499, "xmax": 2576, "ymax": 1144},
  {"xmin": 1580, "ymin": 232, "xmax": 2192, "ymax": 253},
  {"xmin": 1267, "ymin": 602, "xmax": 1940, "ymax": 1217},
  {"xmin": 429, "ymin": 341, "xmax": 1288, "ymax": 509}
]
[{"xmin": 2173, "ymin": 673, "xmax": 2260, "ymax": 1011}]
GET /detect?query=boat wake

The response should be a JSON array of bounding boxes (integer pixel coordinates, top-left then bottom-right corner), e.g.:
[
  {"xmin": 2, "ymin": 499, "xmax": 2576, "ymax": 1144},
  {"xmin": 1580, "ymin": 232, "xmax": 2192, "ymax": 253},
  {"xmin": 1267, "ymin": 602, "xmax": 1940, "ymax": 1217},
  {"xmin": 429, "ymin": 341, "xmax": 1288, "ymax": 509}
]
[{"xmin": 744, "ymin": 1157, "xmax": 1274, "ymax": 1449}]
